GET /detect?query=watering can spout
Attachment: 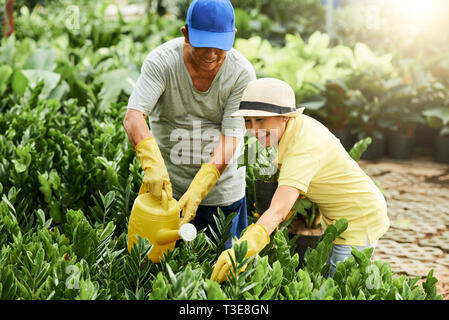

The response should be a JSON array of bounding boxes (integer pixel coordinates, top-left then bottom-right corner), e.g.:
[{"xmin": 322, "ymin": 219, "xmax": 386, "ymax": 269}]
[
  {"xmin": 156, "ymin": 228, "xmax": 180, "ymax": 245},
  {"xmin": 156, "ymin": 223, "xmax": 197, "ymax": 245}
]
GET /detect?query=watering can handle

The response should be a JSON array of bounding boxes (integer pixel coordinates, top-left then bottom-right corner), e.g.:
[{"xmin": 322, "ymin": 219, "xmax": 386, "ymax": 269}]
[
  {"xmin": 138, "ymin": 184, "xmax": 169, "ymax": 211},
  {"xmin": 161, "ymin": 189, "xmax": 168, "ymax": 211},
  {"xmin": 138, "ymin": 184, "xmax": 148, "ymax": 196}
]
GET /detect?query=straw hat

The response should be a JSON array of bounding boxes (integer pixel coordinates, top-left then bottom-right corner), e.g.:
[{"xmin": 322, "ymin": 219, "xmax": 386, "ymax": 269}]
[{"xmin": 231, "ymin": 78, "xmax": 305, "ymax": 118}]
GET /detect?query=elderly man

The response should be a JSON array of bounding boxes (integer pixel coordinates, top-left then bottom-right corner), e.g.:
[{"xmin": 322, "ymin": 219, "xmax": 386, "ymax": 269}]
[{"xmin": 123, "ymin": 0, "xmax": 256, "ymax": 248}]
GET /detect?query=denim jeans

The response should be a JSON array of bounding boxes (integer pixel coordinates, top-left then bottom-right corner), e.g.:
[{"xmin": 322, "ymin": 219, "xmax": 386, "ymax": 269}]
[
  {"xmin": 327, "ymin": 236, "xmax": 378, "ymax": 278},
  {"xmin": 193, "ymin": 195, "xmax": 249, "ymax": 249}
]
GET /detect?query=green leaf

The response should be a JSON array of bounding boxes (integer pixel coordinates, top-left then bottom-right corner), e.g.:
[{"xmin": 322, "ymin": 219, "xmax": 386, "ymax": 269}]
[
  {"xmin": 73, "ymin": 217, "xmax": 99, "ymax": 264},
  {"xmin": 423, "ymin": 107, "xmax": 449, "ymax": 128},
  {"xmin": 21, "ymin": 70, "xmax": 61, "ymax": 98},
  {"xmin": 0, "ymin": 65, "xmax": 13, "ymax": 95},
  {"xmin": 47, "ymin": 80, "xmax": 70, "ymax": 100},
  {"xmin": 354, "ymin": 43, "xmax": 377, "ymax": 67},
  {"xmin": 124, "ymin": 235, "xmax": 154, "ymax": 293},
  {"xmin": 307, "ymin": 31, "xmax": 330, "ymax": 53},
  {"xmin": 12, "ymin": 69, "xmax": 29, "ymax": 95},
  {"xmin": 76, "ymin": 279, "xmax": 100, "ymax": 300},
  {"xmin": 101, "ymin": 191, "xmax": 115, "ymax": 210},
  {"xmin": 98, "ymin": 221, "xmax": 115, "ymax": 242},
  {"xmin": 304, "ymin": 219, "xmax": 348, "ymax": 274},
  {"xmin": 125, "ymin": 287, "xmax": 146, "ymax": 300},
  {"xmin": 311, "ymin": 278, "xmax": 337, "ymax": 300},
  {"xmin": 12, "ymin": 160, "xmax": 27, "ymax": 173},
  {"xmin": 251, "ymin": 256, "xmax": 270, "ymax": 297},
  {"xmin": 422, "ymin": 269, "xmax": 443, "ymax": 300},
  {"xmin": 35, "ymin": 209, "xmax": 49, "ymax": 228},
  {"xmin": 260, "ymin": 287, "xmax": 276, "ymax": 300},
  {"xmin": 94, "ymin": 68, "xmax": 139, "ymax": 108},
  {"xmin": 440, "ymin": 127, "xmax": 449, "ymax": 136},
  {"xmin": 49, "ymin": 202, "xmax": 62, "ymax": 224},
  {"xmin": 0, "ymin": 35, "xmax": 15, "ymax": 65},
  {"xmin": 205, "ymin": 279, "xmax": 228, "ymax": 300},
  {"xmin": 206, "ymin": 209, "xmax": 236, "ymax": 254},
  {"xmin": 271, "ymin": 260, "xmax": 283, "ymax": 288},
  {"xmin": 24, "ymin": 48, "xmax": 57, "ymax": 71},
  {"xmin": 298, "ymin": 97, "xmax": 326, "ymax": 110},
  {"xmin": 38, "ymin": 172, "xmax": 52, "ymax": 203},
  {"xmin": 0, "ymin": 265, "xmax": 17, "ymax": 299},
  {"xmin": 349, "ymin": 137, "xmax": 372, "ymax": 162}
]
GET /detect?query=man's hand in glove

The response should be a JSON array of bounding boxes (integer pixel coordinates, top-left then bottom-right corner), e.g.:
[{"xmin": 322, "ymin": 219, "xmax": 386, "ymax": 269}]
[
  {"xmin": 135, "ymin": 137, "xmax": 172, "ymax": 200},
  {"xmin": 178, "ymin": 163, "xmax": 220, "ymax": 226}
]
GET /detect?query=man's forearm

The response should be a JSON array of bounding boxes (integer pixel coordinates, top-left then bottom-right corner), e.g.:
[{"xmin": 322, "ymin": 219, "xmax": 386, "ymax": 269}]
[
  {"xmin": 208, "ymin": 134, "xmax": 240, "ymax": 174},
  {"xmin": 123, "ymin": 109, "xmax": 152, "ymax": 148}
]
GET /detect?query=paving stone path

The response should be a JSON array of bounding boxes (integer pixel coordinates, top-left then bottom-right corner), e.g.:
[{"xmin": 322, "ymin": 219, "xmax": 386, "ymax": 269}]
[{"xmin": 359, "ymin": 156, "xmax": 449, "ymax": 299}]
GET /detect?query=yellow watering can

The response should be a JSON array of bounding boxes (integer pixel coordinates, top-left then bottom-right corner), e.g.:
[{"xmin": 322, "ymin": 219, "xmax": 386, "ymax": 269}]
[{"xmin": 127, "ymin": 186, "xmax": 197, "ymax": 263}]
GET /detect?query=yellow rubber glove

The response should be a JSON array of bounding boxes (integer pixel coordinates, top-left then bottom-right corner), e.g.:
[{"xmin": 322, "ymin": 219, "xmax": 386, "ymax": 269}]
[
  {"xmin": 210, "ymin": 223, "xmax": 270, "ymax": 283},
  {"xmin": 178, "ymin": 163, "xmax": 220, "ymax": 226},
  {"xmin": 135, "ymin": 137, "xmax": 172, "ymax": 200}
]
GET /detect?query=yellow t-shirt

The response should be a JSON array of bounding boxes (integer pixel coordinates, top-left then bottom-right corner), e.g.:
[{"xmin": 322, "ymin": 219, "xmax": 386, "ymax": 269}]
[{"xmin": 277, "ymin": 114, "xmax": 390, "ymax": 246}]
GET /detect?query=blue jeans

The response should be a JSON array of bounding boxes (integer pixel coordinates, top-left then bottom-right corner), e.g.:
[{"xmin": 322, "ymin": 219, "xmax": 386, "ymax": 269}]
[
  {"xmin": 193, "ymin": 195, "xmax": 248, "ymax": 249},
  {"xmin": 327, "ymin": 236, "xmax": 378, "ymax": 278}
]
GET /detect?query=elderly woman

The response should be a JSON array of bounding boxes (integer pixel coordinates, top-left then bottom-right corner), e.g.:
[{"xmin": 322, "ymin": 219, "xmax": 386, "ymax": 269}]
[{"xmin": 210, "ymin": 78, "xmax": 389, "ymax": 282}]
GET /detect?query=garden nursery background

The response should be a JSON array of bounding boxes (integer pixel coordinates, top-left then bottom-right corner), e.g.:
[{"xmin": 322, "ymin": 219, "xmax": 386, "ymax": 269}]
[{"xmin": 0, "ymin": 0, "xmax": 448, "ymax": 300}]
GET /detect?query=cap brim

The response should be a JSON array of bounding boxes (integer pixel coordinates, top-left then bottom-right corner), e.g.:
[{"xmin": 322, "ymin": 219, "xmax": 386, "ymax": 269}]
[
  {"xmin": 231, "ymin": 107, "xmax": 305, "ymax": 118},
  {"xmin": 188, "ymin": 27, "xmax": 235, "ymax": 51}
]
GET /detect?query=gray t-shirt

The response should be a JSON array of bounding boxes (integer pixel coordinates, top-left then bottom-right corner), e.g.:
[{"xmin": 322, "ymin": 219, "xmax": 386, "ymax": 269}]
[{"xmin": 127, "ymin": 37, "xmax": 256, "ymax": 206}]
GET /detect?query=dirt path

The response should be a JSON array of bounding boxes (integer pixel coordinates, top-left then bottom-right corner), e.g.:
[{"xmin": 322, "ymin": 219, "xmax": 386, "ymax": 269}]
[{"xmin": 359, "ymin": 156, "xmax": 449, "ymax": 300}]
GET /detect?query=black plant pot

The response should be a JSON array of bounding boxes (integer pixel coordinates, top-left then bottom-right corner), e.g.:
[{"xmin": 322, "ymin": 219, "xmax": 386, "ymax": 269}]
[
  {"xmin": 291, "ymin": 234, "xmax": 321, "ymax": 270},
  {"xmin": 415, "ymin": 124, "xmax": 437, "ymax": 148},
  {"xmin": 254, "ymin": 181, "xmax": 278, "ymax": 214},
  {"xmin": 434, "ymin": 135, "xmax": 449, "ymax": 164},
  {"xmin": 330, "ymin": 128, "xmax": 355, "ymax": 151},
  {"xmin": 361, "ymin": 136, "xmax": 386, "ymax": 161},
  {"xmin": 387, "ymin": 132, "xmax": 415, "ymax": 160}
]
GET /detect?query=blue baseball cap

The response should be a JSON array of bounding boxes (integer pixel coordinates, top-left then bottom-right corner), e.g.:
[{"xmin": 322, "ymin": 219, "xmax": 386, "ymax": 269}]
[{"xmin": 186, "ymin": 0, "xmax": 235, "ymax": 51}]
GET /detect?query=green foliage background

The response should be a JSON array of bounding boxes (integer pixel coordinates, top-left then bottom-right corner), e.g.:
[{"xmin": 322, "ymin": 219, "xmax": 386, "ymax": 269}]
[{"xmin": 0, "ymin": 0, "xmax": 446, "ymax": 300}]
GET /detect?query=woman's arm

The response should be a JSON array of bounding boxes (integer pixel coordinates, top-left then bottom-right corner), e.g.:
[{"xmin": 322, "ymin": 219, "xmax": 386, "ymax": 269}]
[{"xmin": 256, "ymin": 185, "xmax": 302, "ymax": 235}]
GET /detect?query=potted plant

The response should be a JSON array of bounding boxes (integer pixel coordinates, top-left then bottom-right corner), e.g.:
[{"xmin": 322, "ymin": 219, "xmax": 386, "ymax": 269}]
[
  {"xmin": 377, "ymin": 81, "xmax": 424, "ymax": 160},
  {"xmin": 252, "ymin": 145, "xmax": 279, "ymax": 215},
  {"xmin": 412, "ymin": 68, "xmax": 449, "ymax": 153},
  {"xmin": 409, "ymin": 68, "xmax": 448, "ymax": 150},
  {"xmin": 299, "ymin": 80, "xmax": 358, "ymax": 151},
  {"xmin": 238, "ymin": 134, "xmax": 280, "ymax": 217},
  {"xmin": 423, "ymin": 105, "xmax": 449, "ymax": 164},
  {"xmin": 322, "ymin": 80, "xmax": 357, "ymax": 151},
  {"xmin": 380, "ymin": 62, "xmax": 449, "ymax": 160},
  {"xmin": 344, "ymin": 72, "xmax": 389, "ymax": 160},
  {"xmin": 349, "ymin": 73, "xmax": 428, "ymax": 161},
  {"xmin": 287, "ymin": 195, "xmax": 322, "ymax": 269}
]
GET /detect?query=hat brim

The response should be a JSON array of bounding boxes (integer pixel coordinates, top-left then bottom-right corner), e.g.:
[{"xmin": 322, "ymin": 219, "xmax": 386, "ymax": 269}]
[
  {"xmin": 231, "ymin": 107, "xmax": 305, "ymax": 118},
  {"xmin": 188, "ymin": 27, "xmax": 235, "ymax": 51}
]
